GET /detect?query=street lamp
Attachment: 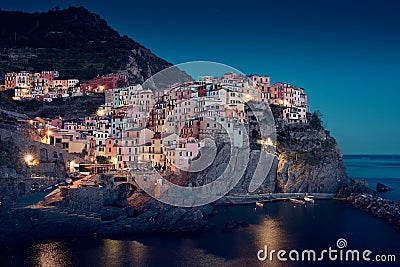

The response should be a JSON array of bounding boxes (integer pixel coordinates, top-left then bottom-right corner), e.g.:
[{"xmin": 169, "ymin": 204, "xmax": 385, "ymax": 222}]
[
  {"xmin": 46, "ymin": 130, "xmax": 52, "ymax": 145},
  {"xmin": 24, "ymin": 154, "xmax": 35, "ymax": 178},
  {"xmin": 96, "ymin": 109, "xmax": 104, "ymax": 117},
  {"xmin": 70, "ymin": 161, "xmax": 75, "ymax": 173},
  {"xmin": 25, "ymin": 154, "xmax": 33, "ymax": 164}
]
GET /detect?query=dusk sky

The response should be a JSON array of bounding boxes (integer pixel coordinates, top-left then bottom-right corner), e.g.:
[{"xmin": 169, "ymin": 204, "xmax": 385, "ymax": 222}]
[{"xmin": 2, "ymin": 0, "xmax": 400, "ymax": 154}]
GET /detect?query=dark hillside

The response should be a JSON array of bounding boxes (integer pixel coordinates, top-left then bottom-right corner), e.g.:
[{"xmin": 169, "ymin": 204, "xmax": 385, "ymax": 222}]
[{"xmin": 0, "ymin": 6, "xmax": 173, "ymax": 83}]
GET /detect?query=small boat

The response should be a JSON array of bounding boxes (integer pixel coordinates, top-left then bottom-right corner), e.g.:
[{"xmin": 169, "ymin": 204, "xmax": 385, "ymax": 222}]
[
  {"xmin": 290, "ymin": 198, "xmax": 305, "ymax": 205},
  {"xmin": 255, "ymin": 202, "xmax": 264, "ymax": 207},
  {"xmin": 304, "ymin": 195, "xmax": 315, "ymax": 204}
]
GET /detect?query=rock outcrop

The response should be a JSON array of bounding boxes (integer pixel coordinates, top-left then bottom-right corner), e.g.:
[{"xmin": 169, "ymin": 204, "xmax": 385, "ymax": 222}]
[
  {"xmin": 377, "ymin": 182, "xmax": 392, "ymax": 193},
  {"xmin": 273, "ymin": 124, "xmax": 349, "ymax": 193},
  {"xmin": 99, "ymin": 194, "xmax": 211, "ymax": 236},
  {"xmin": 187, "ymin": 105, "xmax": 361, "ymax": 195},
  {"xmin": 0, "ymin": 177, "xmax": 213, "ymax": 245}
]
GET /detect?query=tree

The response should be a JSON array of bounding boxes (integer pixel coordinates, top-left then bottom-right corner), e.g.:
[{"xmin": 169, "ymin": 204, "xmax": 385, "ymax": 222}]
[
  {"xmin": 309, "ymin": 111, "xmax": 323, "ymax": 131},
  {"xmin": 252, "ymin": 129, "xmax": 260, "ymax": 139},
  {"xmin": 117, "ymin": 78, "xmax": 127, "ymax": 88}
]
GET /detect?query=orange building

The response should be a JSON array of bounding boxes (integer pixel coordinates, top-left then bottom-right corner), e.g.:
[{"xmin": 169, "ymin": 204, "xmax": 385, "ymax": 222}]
[
  {"xmin": 4, "ymin": 72, "xmax": 17, "ymax": 89},
  {"xmin": 105, "ymin": 137, "xmax": 117, "ymax": 161},
  {"xmin": 51, "ymin": 79, "xmax": 69, "ymax": 89}
]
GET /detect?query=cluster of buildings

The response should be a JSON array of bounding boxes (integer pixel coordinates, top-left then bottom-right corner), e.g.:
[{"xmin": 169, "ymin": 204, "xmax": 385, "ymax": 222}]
[
  {"xmin": 25, "ymin": 72, "xmax": 309, "ymax": 175},
  {"xmin": 80, "ymin": 73, "xmax": 128, "ymax": 92},
  {"xmin": 3, "ymin": 70, "xmax": 80, "ymax": 101},
  {"xmin": 2, "ymin": 71, "xmax": 128, "ymax": 101}
]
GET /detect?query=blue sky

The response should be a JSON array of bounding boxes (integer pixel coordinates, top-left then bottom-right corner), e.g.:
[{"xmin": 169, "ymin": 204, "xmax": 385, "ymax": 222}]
[{"xmin": 2, "ymin": 0, "xmax": 400, "ymax": 154}]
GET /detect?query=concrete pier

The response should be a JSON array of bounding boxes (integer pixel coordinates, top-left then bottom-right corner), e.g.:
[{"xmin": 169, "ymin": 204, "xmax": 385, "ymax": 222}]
[{"xmin": 220, "ymin": 192, "xmax": 336, "ymax": 205}]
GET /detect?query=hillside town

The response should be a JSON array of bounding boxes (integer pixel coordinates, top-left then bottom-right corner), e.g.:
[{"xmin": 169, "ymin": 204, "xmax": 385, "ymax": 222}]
[
  {"xmin": 2, "ymin": 71, "xmax": 310, "ymax": 175},
  {"xmin": 1, "ymin": 70, "xmax": 128, "ymax": 101}
]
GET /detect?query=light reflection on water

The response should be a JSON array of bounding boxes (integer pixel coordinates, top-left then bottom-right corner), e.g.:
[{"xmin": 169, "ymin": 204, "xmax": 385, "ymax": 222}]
[
  {"xmin": 27, "ymin": 242, "xmax": 74, "ymax": 267},
  {"xmin": 1, "ymin": 201, "xmax": 399, "ymax": 267},
  {"xmin": 249, "ymin": 217, "xmax": 288, "ymax": 267},
  {"xmin": 103, "ymin": 239, "xmax": 149, "ymax": 266}
]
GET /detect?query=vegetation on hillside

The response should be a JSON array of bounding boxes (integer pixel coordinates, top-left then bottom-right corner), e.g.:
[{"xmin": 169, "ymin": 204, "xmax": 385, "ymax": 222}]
[
  {"xmin": 0, "ymin": 89, "xmax": 104, "ymax": 119},
  {"xmin": 0, "ymin": 6, "xmax": 172, "ymax": 83}
]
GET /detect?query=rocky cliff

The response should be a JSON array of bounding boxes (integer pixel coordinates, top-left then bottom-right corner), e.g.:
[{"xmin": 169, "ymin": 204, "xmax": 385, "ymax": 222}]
[{"xmin": 188, "ymin": 105, "xmax": 370, "ymax": 195}]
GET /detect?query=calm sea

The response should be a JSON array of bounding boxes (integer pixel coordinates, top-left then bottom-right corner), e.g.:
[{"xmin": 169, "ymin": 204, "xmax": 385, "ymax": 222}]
[
  {"xmin": 1, "ymin": 155, "xmax": 399, "ymax": 267},
  {"xmin": 344, "ymin": 155, "xmax": 400, "ymax": 201}
]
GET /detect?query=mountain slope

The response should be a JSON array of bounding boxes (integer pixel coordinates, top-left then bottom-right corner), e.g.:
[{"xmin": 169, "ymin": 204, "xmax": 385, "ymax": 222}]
[{"xmin": 0, "ymin": 6, "xmax": 172, "ymax": 83}]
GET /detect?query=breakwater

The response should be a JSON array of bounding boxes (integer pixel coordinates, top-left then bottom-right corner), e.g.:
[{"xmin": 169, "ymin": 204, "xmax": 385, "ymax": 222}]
[
  {"xmin": 345, "ymin": 193, "xmax": 400, "ymax": 231},
  {"xmin": 221, "ymin": 192, "xmax": 336, "ymax": 205}
]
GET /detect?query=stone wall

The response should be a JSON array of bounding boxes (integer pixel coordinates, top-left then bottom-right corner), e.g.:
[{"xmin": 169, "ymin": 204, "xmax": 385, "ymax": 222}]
[{"xmin": 0, "ymin": 128, "xmax": 86, "ymax": 179}]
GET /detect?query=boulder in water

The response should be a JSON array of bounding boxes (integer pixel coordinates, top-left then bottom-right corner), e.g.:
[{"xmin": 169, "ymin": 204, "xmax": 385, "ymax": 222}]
[{"xmin": 376, "ymin": 182, "xmax": 392, "ymax": 193}]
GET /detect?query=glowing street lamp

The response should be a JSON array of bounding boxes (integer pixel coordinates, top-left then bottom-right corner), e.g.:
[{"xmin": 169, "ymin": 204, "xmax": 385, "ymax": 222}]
[
  {"xmin": 70, "ymin": 161, "xmax": 76, "ymax": 172},
  {"xmin": 25, "ymin": 154, "xmax": 34, "ymax": 165},
  {"xmin": 97, "ymin": 109, "xmax": 104, "ymax": 117},
  {"xmin": 46, "ymin": 130, "xmax": 52, "ymax": 145},
  {"xmin": 266, "ymin": 137, "xmax": 273, "ymax": 146}
]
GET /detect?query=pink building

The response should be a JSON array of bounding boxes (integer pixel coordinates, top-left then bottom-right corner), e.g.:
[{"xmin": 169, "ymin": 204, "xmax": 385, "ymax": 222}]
[
  {"xmin": 80, "ymin": 73, "xmax": 128, "ymax": 92},
  {"xmin": 250, "ymin": 75, "xmax": 270, "ymax": 86},
  {"xmin": 174, "ymin": 86, "xmax": 192, "ymax": 100},
  {"xmin": 50, "ymin": 118, "xmax": 63, "ymax": 129},
  {"xmin": 41, "ymin": 71, "xmax": 59, "ymax": 81},
  {"xmin": 223, "ymin": 73, "xmax": 238, "ymax": 79},
  {"xmin": 167, "ymin": 137, "xmax": 199, "ymax": 173}
]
